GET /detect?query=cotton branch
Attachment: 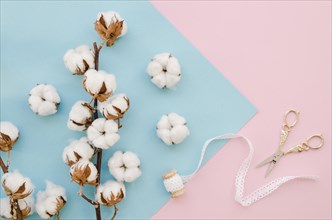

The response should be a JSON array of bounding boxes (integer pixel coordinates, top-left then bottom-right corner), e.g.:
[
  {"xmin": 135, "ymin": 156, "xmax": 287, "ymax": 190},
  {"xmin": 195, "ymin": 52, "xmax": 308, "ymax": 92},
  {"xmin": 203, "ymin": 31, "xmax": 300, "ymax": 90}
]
[
  {"xmin": 111, "ymin": 204, "xmax": 118, "ymax": 220},
  {"xmin": 0, "ymin": 155, "xmax": 8, "ymax": 173}
]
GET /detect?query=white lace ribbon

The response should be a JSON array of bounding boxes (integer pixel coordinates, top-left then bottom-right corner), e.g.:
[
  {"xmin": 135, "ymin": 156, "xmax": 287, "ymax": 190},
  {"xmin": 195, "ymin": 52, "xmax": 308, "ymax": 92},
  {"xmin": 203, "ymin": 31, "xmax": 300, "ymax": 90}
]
[{"xmin": 170, "ymin": 133, "xmax": 318, "ymax": 206}]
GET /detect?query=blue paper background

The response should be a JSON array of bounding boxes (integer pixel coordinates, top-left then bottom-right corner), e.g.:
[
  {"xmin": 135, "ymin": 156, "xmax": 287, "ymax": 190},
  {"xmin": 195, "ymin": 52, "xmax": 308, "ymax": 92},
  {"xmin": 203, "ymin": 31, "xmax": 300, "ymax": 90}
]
[{"xmin": 0, "ymin": 1, "xmax": 256, "ymax": 219}]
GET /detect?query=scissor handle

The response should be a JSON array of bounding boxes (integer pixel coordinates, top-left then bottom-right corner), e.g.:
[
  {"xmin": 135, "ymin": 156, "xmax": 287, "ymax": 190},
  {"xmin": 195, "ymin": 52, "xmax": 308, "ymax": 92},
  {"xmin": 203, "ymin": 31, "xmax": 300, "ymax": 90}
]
[
  {"xmin": 283, "ymin": 109, "xmax": 300, "ymax": 130},
  {"xmin": 285, "ymin": 134, "xmax": 324, "ymax": 154},
  {"xmin": 305, "ymin": 134, "xmax": 324, "ymax": 149}
]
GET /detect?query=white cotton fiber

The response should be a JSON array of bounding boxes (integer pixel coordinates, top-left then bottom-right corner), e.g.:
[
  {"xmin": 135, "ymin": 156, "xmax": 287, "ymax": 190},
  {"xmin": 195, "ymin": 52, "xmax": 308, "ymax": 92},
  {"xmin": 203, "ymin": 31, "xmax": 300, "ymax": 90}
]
[
  {"xmin": 83, "ymin": 70, "xmax": 117, "ymax": 102},
  {"xmin": 62, "ymin": 137, "xmax": 94, "ymax": 166},
  {"xmin": 147, "ymin": 53, "xmax": 181, "ymax": 89},
  {"xmin": 95, "ymin": 180, "xmax": 125, "ymax": 206},
  {"xmin": 64, "ymin": 45, "xmax": 95, "ymax": 74},
  {"xmin": 0, "ymin": 196, "xmax": 34, "ymax": 219},
  {"xmin": 0, "ymin": 121, "xmax": 19, "ymax": 142},
  {"xmin": 1, "ymin": 170, "xmax": 34, "ymax": 199},
  {"xmin": 67, "ymin": 101, "xmax": 92, "ymax": 131},
  {"xmin": 70, "ymin": 159, "xmax": 98, "ymax": 185},
  {"xmin": 108, "ymin": 151, "xmax": 141, "ymax": 182},
  {"xmin": 87, "ymin": 118, "xmax": 120, "ymax": 149},
  {"xmin": 156, "ymin": 113, "xmax": 190, "ymax": 145},
  {"xmin": 28, "ymin": 84, "xmax": 60, "ymax": 116},
  {"xmin": 35, "ymin": 181, "xmax": 67, "ymax": 219}
]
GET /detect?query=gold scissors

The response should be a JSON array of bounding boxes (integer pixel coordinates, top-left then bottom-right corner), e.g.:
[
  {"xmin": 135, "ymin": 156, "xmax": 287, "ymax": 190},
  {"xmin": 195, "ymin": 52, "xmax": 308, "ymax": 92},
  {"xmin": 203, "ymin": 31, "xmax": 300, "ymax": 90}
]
[{"xmin": 257, "ymin": 109, "xmax": 324, "ymax": 177}]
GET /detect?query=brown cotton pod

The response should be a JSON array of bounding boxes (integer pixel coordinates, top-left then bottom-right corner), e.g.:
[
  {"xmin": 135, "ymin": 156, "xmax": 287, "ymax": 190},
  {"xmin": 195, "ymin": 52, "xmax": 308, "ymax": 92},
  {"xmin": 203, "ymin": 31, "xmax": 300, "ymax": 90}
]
[
  {"xmin": 2, "ymin": 180, "xmax": 33, "ymax": 200},
  {"xmin": 65, "ymin": 151, "xmax": 82, "ymax": 167},
  {"xmin": 99, "ymin": 189, "xmax": 124, "ymax": 207},
  {"xmin": 103, "ymin": 96, "xmax": 130, "ymax": 120},
  {"xmin": 82, "ymin": 79, "xmax": 111, "ymax": 102},
  {"xmin": 20, "ymin": 201, "xmax": 33, "ymax": 219},
  {"xmin": 70, "ymin": 160, "xmax": 98, "ymax": 186},
  {"xmin": 95, "ymin": 15, "xmax": 124, "ymax": 47},
  {"xmin": 0, "ymin": 132, "xmax": 17, "ymax": 152},
  {"xmin": 45, "ymin": 196, "xmax": 67, "ymax": 217},
  {"xmin": 75, "ymin": 60, "xmax": 90, "ymax": 75}
]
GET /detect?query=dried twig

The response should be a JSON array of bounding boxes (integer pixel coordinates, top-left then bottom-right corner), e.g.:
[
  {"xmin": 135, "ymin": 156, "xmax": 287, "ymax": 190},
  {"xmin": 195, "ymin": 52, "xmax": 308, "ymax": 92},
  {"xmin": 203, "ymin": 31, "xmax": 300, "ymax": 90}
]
[
  {"xmin": 56, "ymin": 212, "xmax": 60, "ymax": 220},
  {"xmin": 0, "ymin": 155, "xmax": 8, "ymax": 173},
  {"xmin": 13, "ymin": 199, "xmax": 23, "ymax": 220},
  {"xmin": 111, "ymin": 204, "xmax": 118, "ymax": 220},
  {"xmin": 93, "ymin": 41, "xmax": 102, "ymax": 220}
]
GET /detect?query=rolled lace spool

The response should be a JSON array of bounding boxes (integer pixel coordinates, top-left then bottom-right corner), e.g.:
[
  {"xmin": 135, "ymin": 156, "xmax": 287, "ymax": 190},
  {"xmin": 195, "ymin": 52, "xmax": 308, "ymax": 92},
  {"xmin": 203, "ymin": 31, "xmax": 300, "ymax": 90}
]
[
  {"xmin": 163, "ymin": 170, "xmax": 185, "ymax": 198},
  {"xmin": 161, "ymin": 133, "xmax": 318, "ymax": 205}
]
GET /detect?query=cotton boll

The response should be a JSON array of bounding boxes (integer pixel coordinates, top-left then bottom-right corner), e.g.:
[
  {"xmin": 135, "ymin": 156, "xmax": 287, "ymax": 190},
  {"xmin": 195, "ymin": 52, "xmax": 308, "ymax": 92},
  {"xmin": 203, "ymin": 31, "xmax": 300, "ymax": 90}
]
[
  {"xmin": 156, "ymin": 113, "xmax": 189, "ymax": 145},
  {"xmin": 28, "ymin": 84, "xmax": 60, "ymax": 116},
  {"xmin": 0, "ymin": 196, "xmax": 34, "ymax": 219},
  {"xmin": 67, "ymin": 101, "xmax": 92, "ymax": 131},
  {"xmin": 1, "ymin": 170, "xmax": 34, "ymax": 199},
  {"xmin": 99, "ymin": 94, "xmax": 130, "ymax": 121},
  {"xmin": 108, "ymin": 151, "xmax": 141, "ymax": 183},
  {"xmin": 84, "ymin": 70, "xmax": 105, "ymax": 94},
  {"xmin": 62, "ymin": 137, "xmax": 94, "ymax": 166},
  {"xmin": 83, "ymin": 70, "xmax": 117, "ymax": 102},
  {"xmin": 95, "ymin": 181, "xmax": 125, "ymax": 206},
  {"xmin": 70, "ymin": 159, "xmax": 98, "ymax": 185},
  {"xmin": 95, "ymin": 11, "xmax": 128, "ymax": 46},
  {"xmin": 147, "ymin": 53, "xmax": 181, "ymax": 89},
  {"xmin": 87, "ymin": 118, "xmax": 120, "ymax": 149},
  {"xmin": 18, "ymin": 196, "xmax": 35, "ymax": 218},
  {"xmin": 64, "ymin": 45, "xmax": 95, "ymax": 75},
  {"xmin": 0, "ymin": 121, "xmax": 19, "ymax": 152},
  {"xmin": 36, "ymin": 181, "xmax": 67, "ymax": 219}
]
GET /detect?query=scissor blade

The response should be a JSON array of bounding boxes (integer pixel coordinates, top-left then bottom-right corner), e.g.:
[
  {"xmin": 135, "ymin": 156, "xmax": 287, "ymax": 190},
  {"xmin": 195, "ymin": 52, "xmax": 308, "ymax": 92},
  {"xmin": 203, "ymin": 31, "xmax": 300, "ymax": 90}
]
[
  {"xmin": 256, "ymin": 155, "xmax": 274, "ymax": 168},
  {"xmin": 265, "ymin": 151, "xmax": 284, "ymax": 177}
]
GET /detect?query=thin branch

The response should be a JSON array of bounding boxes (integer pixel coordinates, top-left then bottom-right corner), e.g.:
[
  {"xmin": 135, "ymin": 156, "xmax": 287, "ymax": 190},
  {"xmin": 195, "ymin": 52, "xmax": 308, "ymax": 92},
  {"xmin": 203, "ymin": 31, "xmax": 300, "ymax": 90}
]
[
  {"xmin": 56, "ymin": 212, "xmax": 60, "ymax": 220},
  {"xmin": 77, "ymin": 185, "xmax": 98, "ymax": 207},
  {"xmin": 111, "ymin": 204, "xmax": 118, "ymax": 220},
  {"xmin": 92, "ymin": 41, "xmax": 102, "ymax": 220},
  {"xmin": 81, "ymin": 193, "xmax": 98, "ymax": 207},
  {"xmin": 117, "ymin": 119, "xmax": 122, "ymax": 129},
  {"xmin": 13, "ymin": 199, "xmax": 23, "ymax": 220},
  {"xmin": 7, "ymin": 151, "xmax": 10, "ymax": 167},
  {"xmin": 93, "ymin": 42, "xmax": 99, "ymax": 71},
  {"xmin": 0, "ymin": 155, "xmax": 8, "ymax": 173}
]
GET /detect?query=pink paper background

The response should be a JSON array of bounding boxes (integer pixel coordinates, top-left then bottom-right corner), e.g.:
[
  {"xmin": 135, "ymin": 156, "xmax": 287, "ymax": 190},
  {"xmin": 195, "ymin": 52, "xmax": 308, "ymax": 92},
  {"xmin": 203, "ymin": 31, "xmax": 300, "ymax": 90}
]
[{"xmin": 151, "ymin": 1, "xmax": 331, "ymax": 219}]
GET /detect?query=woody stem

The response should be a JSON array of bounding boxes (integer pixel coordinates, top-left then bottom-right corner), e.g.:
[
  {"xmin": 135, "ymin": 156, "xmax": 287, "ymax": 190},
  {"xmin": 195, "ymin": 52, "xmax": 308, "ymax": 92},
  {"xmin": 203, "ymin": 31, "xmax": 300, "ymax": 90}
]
[
  {"xmin": 93, "ymin": 41, "xmax": 103, "ymax": 220},
  {"xmin": 13, "ymin": 198, "xmax": 23, "ymax": 220},
  {"xmin": 7, "ymin": 151, "xmax": 10, "ymax": 167},
  {"xmin": 117, "ymin": 119, "xmax": 122, "ymax": 129},
  {"xmin": 111, "ymin": 204, "xmax": 118, "ymax": 220},
  {"xmin": 0, "ymin": 155, "xmax": 8, "ymax": 173},
  {"xmin": 78, "ymin": 185, "xmax": 98, "ymax": 207}
]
